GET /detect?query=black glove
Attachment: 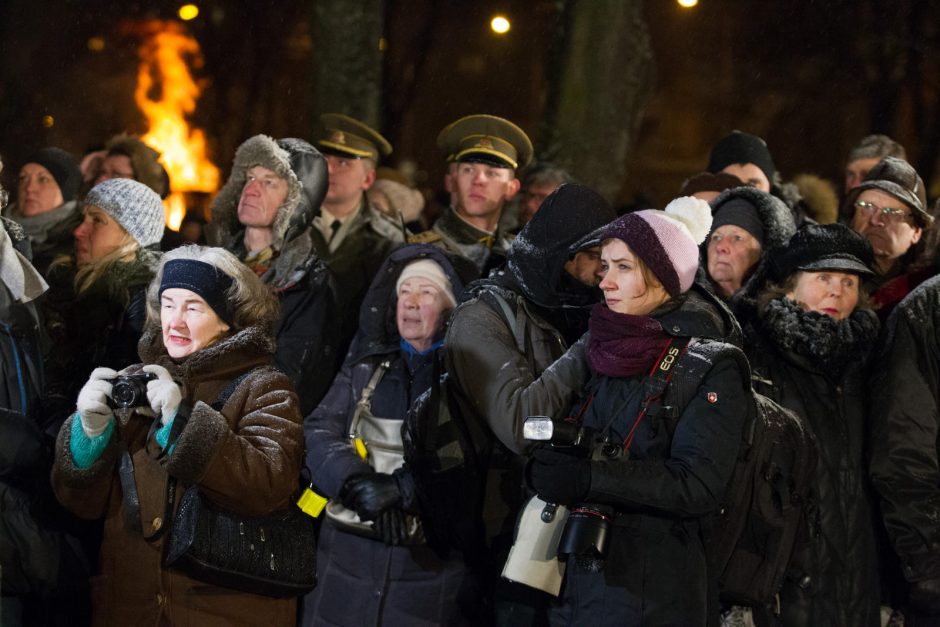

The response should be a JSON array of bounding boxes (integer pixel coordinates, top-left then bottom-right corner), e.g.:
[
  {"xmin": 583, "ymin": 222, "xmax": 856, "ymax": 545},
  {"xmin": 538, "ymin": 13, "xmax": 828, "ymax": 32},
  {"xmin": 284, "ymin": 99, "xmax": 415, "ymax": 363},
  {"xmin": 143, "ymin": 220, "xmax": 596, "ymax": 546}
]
[
  {"xmin": 374, "ymin": 507, "xmax": 410, "ymax": 546},
  {"xmin": 910, "ymin": 577, "xmax": 940, "ymax": 612},
  {"xmin": 526, "ymin": 446, "xmax": 591, "ymax": 506},
  {"xmin": 341, "ymin": 473, "xmax": 402, "ymax": 521}
]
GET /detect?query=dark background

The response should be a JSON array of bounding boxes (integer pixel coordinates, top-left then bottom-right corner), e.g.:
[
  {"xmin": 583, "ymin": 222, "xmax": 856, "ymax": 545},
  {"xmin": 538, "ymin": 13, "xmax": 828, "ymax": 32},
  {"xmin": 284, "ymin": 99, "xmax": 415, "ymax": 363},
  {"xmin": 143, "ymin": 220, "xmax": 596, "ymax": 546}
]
[{"xmin": 1, "ymin": 0, "xmax": 938, "ymax": 209}]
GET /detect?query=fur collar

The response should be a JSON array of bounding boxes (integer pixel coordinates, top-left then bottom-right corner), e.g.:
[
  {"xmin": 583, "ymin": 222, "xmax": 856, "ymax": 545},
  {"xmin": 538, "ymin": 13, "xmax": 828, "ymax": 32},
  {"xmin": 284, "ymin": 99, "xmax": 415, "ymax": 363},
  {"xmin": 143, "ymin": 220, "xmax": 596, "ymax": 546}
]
[{"xmin": 759, "ymin": 297, "xmax": 879, "ymax": 376}]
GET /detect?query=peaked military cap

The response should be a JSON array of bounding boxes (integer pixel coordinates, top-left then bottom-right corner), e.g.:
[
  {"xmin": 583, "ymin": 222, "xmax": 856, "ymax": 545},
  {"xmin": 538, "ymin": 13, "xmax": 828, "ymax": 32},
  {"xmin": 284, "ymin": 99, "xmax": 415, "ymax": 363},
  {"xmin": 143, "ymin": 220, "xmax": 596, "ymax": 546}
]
[
  {"xmin": 437, "ymin": 114, "xmax": 533, "ymax": 171},
  {"xmin": 317, "ymin": 113, "xmax": 392, "ymax": 162}
]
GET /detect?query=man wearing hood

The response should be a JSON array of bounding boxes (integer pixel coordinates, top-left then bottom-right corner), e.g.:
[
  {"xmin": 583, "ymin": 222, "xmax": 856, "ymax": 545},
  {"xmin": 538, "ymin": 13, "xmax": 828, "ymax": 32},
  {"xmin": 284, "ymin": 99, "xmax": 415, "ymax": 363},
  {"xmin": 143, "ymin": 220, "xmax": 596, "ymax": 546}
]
[
  {"xmin": 444, "ymin": 183, "xmax": 615, "ymax": 621},
  {"xmin": 207, "ymin": 135, "xmax": 339, "ymax": 415}
]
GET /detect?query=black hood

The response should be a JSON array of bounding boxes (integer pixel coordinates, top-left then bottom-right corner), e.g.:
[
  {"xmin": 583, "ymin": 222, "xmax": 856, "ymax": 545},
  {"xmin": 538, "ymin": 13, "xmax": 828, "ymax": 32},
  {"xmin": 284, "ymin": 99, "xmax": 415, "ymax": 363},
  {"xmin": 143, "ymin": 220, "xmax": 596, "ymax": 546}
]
[
  {"xmin": 346, "ymin": 244, "xmax": 475, "ymax": 365},
  {"xmin": 658, "ymin": 281, "xmax": 744, "ymax": 347},
  {"xmin": 504, "ymin": 183, "xmax": 616, "ymax": 309}
]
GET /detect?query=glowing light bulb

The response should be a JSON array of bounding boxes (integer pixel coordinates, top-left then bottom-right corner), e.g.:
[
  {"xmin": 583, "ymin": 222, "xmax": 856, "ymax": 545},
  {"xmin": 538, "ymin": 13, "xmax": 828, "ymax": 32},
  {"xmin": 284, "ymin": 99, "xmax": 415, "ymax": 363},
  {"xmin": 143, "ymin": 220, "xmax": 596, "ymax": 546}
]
[
  {"xmin": 178, "ymin": 4, "xmax": 199, "ymax": 21},
  {"xmin": 491, "ymin": 15, "xmax": 511, "ymax": 34},
  {"xmin": 678, "ymin": 0, "xmax": 699, "ymax": 7}
]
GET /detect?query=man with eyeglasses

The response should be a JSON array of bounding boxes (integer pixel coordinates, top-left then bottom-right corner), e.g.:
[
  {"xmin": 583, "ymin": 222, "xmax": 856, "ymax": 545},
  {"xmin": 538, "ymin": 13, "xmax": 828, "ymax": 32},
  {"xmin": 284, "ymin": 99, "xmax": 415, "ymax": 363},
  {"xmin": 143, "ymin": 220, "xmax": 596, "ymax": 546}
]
[
  {"xmin": 844, "ymin": 156, "xmax": 936, "ymax": 319},
  {"xmin": 409, "ymin": 114, "xmax": 532, "ymax": 274}
]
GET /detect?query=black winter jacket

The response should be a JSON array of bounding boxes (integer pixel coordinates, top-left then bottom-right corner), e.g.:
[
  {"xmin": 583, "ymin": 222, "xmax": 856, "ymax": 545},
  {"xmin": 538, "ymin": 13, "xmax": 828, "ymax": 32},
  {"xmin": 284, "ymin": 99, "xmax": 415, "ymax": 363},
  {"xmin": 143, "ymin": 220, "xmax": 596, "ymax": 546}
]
[
  {"xmin": 745, "ymin": 298, "xmax": 881, "ymax": 627},
  {"xmin": 550, "ymin": 286, "xmax": 749, "ymax": 627},
  {"xmin": 871, "ymin": 275, "xmax": 940, "ymax": 584}
]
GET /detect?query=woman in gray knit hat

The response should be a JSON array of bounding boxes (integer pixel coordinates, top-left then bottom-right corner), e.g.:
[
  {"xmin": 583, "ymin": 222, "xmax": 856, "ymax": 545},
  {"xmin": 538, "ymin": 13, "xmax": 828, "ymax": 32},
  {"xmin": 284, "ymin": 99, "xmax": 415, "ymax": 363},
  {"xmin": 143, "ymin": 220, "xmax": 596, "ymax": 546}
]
[{"xmin": 40, "ymin": 178, "xmax": 166, "ymax": 424}]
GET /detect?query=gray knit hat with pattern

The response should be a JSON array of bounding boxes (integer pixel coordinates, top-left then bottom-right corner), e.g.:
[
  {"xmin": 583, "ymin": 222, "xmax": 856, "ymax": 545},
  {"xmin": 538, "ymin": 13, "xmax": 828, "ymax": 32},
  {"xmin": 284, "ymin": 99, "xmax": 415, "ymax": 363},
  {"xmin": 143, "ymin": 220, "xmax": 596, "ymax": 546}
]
[{"xmin": 85, "ymin": 178, "xmax": 165, "ymax": 247}]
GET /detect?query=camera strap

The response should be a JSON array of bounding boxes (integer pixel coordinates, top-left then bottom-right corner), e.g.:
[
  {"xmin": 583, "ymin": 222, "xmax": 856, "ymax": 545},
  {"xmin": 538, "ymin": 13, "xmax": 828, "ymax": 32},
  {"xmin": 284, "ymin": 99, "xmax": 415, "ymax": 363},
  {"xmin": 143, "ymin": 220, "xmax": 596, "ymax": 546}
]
[{"xmin": 621, "ymin": 336, "xmax": 690, "ymax": 453}]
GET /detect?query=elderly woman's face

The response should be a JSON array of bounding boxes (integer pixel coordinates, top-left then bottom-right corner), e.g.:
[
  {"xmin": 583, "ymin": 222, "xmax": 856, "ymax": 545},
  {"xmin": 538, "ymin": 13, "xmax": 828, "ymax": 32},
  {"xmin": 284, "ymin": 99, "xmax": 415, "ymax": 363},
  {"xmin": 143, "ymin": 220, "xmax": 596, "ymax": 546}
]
[
  {"xmin": 786, "ymin": 271, "xmax": 860, "ymax": 320},
  {"xmin": 707, "ymin": 225, "xmax": 762, "ymax": 298},
  {"xmin": 160, "ymin": 288, "xmax": 231, "ymax": 359},
  {"xmin": 17, "ymin": 163, "xmax": 63, "ymax": 217},
  {"xmin": 396, "ymin": 277, "xmax": 449, "ymax": 352}
]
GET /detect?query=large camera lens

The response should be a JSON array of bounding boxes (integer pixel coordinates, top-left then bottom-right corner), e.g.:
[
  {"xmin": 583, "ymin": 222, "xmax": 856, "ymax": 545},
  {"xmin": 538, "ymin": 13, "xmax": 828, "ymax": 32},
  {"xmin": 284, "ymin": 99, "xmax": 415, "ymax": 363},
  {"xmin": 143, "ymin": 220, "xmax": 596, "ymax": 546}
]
[{"xmin": 108, "ymin": 374, "xmax": 155, "ymax": 409}]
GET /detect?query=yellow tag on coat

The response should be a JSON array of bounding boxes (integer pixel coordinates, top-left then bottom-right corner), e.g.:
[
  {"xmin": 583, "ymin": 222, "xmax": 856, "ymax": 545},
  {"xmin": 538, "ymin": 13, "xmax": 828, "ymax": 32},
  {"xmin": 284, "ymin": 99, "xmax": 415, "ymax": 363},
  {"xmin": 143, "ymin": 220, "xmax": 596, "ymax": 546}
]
[
  {"xmin": 354, "ymin": 437, "xmax": 368, "ymax": 460},
  {"xmin": 297, "ymin": 487, "xmax": 328, "ymax": 518}
]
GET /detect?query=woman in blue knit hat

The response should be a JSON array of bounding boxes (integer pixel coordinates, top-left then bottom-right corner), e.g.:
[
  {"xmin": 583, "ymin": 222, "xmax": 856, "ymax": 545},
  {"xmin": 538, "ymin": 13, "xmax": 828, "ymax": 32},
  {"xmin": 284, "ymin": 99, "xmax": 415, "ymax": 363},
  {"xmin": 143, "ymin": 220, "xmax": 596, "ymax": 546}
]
[{"xmin": 52, "ymin": 244, "xmax": 303, "ymax": 626}]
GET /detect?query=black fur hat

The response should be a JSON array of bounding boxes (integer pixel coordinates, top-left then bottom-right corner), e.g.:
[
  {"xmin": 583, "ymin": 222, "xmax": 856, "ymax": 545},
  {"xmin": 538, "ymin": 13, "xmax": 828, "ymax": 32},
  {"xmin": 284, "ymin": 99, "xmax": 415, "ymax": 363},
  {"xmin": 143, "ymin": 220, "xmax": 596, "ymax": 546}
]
[{"xmin": 768, "ymin": 223, "xmax": 874, "ymax": 282}]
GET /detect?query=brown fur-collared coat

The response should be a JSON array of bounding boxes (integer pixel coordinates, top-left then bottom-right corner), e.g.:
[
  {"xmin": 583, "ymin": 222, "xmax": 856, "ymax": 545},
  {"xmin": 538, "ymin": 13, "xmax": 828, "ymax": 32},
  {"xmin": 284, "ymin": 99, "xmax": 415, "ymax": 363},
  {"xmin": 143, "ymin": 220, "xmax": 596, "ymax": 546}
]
[{"xmin": 51, "ymin": 324, "xmax": 304, "ymax": 627}]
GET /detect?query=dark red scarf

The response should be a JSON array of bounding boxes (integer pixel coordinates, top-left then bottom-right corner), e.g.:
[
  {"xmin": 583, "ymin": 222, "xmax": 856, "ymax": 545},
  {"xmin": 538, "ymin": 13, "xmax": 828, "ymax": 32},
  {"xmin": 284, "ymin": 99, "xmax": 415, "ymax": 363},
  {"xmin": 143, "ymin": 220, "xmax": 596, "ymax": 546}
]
[{"xmin": 587, "ymin": 303, "xmax": 672, "ymax": 378}]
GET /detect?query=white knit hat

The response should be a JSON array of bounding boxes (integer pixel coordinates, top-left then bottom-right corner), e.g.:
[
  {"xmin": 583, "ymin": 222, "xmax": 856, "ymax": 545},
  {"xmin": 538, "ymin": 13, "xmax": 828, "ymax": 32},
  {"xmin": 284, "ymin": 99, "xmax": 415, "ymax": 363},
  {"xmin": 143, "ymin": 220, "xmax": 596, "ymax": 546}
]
[
  {"xmin": 395, "ymin": 259, "xmax": 456, "ymax": 307},
  {"xmin": 85, "ymin": 178, "xmax": 165, "ymax": 247}
]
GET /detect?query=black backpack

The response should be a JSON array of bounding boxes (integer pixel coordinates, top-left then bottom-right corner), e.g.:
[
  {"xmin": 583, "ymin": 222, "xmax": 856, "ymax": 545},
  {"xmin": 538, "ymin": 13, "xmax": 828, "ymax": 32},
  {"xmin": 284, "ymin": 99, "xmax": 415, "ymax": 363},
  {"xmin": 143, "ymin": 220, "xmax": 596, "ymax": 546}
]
[{"xmin": 652, "ymin": 337, "xmax": 818, "ymax": 607}]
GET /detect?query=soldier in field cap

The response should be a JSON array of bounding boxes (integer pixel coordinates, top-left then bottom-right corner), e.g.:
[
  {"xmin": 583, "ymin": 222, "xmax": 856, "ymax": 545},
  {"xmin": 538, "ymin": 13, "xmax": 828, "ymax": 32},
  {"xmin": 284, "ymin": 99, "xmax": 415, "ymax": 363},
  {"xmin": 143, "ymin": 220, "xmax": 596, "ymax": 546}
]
[
  {"xmin": 411, "ymin": 114, "xmax": 532, "ymax": 274},
  {"xmin": 312, "ymin": 113, "xmax": 405, "ymax": 354}
]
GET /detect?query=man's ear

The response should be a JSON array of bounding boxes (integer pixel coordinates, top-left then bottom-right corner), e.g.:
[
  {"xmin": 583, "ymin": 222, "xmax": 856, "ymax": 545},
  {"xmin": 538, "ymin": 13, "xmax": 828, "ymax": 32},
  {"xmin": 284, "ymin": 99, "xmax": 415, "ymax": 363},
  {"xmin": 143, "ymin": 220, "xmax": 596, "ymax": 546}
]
[{"xmin": 504, "ymin": 177, "xmax": 521, "ymax": 200}]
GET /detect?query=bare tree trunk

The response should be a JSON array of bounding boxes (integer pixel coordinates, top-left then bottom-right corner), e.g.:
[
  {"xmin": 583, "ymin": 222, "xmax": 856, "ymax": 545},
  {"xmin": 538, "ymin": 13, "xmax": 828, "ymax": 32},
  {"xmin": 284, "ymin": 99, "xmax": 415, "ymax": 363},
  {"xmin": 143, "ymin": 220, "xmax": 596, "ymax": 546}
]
[
  {"xmin": 311, "ymin": 0, "xmax": 384, "ymax": 129},
  {"xmin": 539, "ymin": 0, "xmax": 654, "ymax": 202}
]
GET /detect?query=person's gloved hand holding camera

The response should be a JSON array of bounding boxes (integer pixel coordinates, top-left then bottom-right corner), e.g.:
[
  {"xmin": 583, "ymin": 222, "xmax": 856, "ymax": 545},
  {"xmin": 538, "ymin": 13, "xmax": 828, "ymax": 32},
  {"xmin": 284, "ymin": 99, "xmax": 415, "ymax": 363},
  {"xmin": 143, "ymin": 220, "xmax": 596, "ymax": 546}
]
[
  {"xmin": 76, "ymin": 367, "xmax": 118, "ymax": 438},
  {"xmin": 526, "ymin": 445, "xmax": 592, "ymax": 506},
  {"xmin": 142, "ymin": 364, "xmax": 182, "ymax": 426}
]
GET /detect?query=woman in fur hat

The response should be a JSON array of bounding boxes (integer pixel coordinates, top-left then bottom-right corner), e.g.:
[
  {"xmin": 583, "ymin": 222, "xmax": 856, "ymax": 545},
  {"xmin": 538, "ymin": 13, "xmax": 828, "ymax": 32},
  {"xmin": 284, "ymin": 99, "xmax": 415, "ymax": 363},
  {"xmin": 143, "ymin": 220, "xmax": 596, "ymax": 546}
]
[
  {"xmin": 743, "ymin": 223, "xmax": 882, "ymax": 626},
  {"xmin": 526, "ymin": 198, "xmax": 751, "ymax": 625},
  {"xmin": 41, "ymin": 178, "xmax": 165, "ymax": 426},
  {"xmin": 52, "ymin": 245, "xmax": 303, "ymax": 626}
]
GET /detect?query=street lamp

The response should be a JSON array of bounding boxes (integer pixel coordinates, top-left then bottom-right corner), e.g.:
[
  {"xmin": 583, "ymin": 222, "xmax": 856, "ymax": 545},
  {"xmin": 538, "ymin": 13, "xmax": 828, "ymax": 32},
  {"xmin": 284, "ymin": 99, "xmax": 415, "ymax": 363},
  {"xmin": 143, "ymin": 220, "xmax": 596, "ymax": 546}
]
[{"xmin": 491, "ymin": 15, "xmax": 511, "ymax": 35}]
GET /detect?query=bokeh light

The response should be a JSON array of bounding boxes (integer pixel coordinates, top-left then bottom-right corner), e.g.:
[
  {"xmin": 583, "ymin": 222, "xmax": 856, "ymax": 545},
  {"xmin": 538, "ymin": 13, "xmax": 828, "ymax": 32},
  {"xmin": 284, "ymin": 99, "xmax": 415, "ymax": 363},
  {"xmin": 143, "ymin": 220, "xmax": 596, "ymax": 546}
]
[
  {"xmin": 491, "ymin": 15, "xmax": 511, "ymax": 34},
  {"xmin": 678, "ymin": 0, "xmax": 699, "ymax": 8},
  {"xmin": 178, "ymin": 4, "xmax": 199, "ymax": 21}
]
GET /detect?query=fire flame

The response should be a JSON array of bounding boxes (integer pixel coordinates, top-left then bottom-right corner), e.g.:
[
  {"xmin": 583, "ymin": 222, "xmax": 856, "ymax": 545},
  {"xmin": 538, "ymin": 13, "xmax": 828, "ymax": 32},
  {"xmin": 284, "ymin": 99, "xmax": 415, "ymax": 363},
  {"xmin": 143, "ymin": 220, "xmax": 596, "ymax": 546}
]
[{"xmin": 134, "ymin": 22, "xmax": 219, "ymax": 230}]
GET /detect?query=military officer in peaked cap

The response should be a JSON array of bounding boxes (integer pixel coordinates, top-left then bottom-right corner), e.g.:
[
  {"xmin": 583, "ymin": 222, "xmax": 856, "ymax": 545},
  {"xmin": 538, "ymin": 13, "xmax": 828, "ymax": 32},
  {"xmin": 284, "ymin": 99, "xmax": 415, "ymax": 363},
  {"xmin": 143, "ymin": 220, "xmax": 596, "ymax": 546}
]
[
  {"xmin": 313, "ymin": 113, "xmax": 405, "ymax": 355},
  {"xmin": 410, "ymin": 114, "xmax": 532, "ymax": 274}
]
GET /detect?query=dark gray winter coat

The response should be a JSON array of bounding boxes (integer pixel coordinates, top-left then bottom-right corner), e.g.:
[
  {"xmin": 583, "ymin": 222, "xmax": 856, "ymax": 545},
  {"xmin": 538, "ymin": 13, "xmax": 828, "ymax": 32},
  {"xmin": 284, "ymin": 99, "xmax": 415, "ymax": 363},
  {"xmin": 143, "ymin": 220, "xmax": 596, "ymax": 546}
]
[
  {"xmin": 303, "ymin": 244, "xmax": 478, "ymax": 627},
  {"xmin": 444, "ymin": 184, "xmax": 615, "ymax": 542}
]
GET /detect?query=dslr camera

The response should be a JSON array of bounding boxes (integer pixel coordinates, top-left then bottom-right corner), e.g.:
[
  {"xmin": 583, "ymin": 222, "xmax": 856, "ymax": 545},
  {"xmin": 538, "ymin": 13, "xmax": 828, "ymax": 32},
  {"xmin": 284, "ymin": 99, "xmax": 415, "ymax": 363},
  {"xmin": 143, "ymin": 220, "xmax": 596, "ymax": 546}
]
[
  {"xmin": 524, "ymin": 416, "xmax": 612, "ymax": 567},
  {"xmin": 107, "ymin": 373, "xmax": 156, "ymax": 409}
]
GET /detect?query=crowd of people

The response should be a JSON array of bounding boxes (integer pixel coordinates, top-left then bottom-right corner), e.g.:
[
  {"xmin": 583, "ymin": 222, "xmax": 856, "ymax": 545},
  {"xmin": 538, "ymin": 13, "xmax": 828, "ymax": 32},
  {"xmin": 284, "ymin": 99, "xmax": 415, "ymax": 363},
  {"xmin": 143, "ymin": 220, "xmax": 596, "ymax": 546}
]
[{"xmin": 3, "ymin": 113, "xmax": 940, "ymax": 627}]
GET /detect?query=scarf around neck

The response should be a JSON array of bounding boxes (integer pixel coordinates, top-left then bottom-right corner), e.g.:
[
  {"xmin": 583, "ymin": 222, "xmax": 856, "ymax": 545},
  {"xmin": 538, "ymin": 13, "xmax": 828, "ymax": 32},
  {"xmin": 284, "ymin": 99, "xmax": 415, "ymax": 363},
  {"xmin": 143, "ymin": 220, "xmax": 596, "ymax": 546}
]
[
  {"xmin": 587, "ymin": 303, "xmax": 673, "ymax": 378},
  {"xmin": 760, "ymin": 297, "xmax": 879, "ymax": 377}
]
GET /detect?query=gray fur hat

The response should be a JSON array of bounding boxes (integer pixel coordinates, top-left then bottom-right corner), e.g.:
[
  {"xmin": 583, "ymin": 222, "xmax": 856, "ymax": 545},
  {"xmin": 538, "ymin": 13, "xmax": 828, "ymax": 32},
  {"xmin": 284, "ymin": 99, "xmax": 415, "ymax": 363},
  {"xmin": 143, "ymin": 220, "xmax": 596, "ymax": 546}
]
[
  {"xmin": 212, "ymin": 135, "xmax": 329, "ymax": 250},
  {"xmin": 85, "ymin": 178, "xmax": 165, "ymax": 247}
]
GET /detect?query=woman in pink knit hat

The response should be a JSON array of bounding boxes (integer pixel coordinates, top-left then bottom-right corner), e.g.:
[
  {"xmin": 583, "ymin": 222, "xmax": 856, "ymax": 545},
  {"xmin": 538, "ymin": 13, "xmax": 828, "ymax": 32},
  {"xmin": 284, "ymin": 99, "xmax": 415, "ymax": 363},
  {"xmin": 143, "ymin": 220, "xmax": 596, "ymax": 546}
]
[{"xmin": 525, "ymin": 197, "xmax": 751, "ymax": 626}]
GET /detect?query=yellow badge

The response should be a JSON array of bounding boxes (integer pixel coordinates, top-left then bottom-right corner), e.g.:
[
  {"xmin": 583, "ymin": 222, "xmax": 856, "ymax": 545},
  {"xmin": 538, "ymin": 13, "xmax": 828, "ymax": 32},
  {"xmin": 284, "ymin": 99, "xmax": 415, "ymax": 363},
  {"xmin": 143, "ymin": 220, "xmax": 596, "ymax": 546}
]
[{"xmin": 330, "ymin": 130, "xmax": 346, "ymax": 145}]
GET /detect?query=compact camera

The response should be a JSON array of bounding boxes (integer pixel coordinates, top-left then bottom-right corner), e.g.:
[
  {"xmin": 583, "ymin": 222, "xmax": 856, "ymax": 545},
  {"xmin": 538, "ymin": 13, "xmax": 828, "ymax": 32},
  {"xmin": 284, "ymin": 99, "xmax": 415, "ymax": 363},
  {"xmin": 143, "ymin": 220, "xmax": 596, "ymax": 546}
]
[{"xmin": 107, "ymin": 373, "xmax": 157, "ymax": 409}]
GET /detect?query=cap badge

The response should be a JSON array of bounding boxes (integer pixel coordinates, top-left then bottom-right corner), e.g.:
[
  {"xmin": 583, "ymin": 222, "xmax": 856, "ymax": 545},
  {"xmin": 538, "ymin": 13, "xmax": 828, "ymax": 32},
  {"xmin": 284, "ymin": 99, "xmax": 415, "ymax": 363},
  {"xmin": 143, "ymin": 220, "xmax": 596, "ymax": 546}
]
[
  {"xmin": 478, "ymin": 137, "xmax": 494, "ymax": 149},
  {"xmin": 330, "ymin": 130, "xmax": 346, "ymax": 145}
]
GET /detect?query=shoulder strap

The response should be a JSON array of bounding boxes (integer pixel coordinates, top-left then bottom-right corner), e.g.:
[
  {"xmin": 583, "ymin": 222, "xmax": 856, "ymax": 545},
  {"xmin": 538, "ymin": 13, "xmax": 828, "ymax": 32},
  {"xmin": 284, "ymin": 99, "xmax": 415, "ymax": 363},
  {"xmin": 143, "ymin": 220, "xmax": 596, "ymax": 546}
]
[
  {"xmin": 348, "ymin": 360, "xmax": 390, "ymax": 438},
  {"xmin": 617, "ymin": 337, "xmax": 691, "ymax": 453},
  {"xmin": 486, "ymin": 290, "xmax": 525, "ymax": 354}
]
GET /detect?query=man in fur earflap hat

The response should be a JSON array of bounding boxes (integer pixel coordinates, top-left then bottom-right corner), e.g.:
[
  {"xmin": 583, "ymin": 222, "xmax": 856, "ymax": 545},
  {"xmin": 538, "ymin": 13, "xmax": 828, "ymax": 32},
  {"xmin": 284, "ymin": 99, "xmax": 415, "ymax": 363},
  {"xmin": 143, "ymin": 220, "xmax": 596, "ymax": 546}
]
[{"xmin": 207, "ymin": 135, "xmax": 340, "ymax": 414}]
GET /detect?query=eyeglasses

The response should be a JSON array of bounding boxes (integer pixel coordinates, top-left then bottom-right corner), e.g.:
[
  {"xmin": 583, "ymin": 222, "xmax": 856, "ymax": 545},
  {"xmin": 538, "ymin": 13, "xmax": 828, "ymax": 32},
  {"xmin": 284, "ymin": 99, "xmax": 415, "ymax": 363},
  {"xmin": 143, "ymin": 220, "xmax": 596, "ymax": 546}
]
[{"xmin": 854, "ymin": 200, "xmax": 911, "ymax": 225}]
